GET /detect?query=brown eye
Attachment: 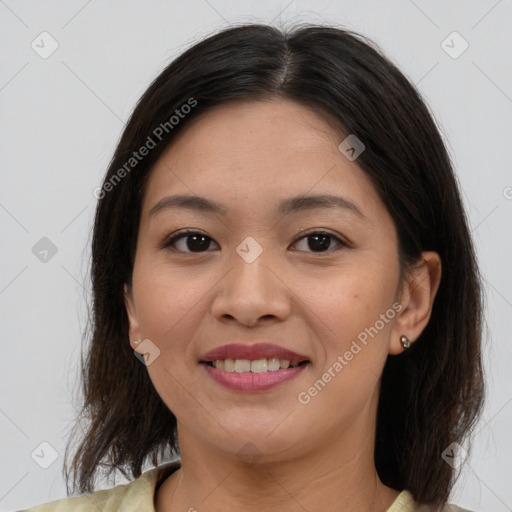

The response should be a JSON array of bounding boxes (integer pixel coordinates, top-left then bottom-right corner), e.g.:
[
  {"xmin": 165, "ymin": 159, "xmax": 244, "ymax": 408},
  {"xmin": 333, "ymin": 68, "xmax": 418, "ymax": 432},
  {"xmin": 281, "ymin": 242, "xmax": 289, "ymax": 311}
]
[
  {"xmin": 163, "ymin": 229, "xmax": 347, "ymax": 254},
  {"xmin": 292, "ymin": 230, "xmax": 347, "ymax": 253},
  {"xmin": 164, "ymin": 231, "xmax": 219, "ymax": 253}
]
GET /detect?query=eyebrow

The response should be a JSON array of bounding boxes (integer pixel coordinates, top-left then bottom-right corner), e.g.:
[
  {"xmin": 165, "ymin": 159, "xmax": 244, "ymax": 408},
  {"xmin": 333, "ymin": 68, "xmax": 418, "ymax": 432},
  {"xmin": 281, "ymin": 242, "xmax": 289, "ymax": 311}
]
[{"xmin": 148, "ymin": 193, "xmax": 365, "ymax": 219}]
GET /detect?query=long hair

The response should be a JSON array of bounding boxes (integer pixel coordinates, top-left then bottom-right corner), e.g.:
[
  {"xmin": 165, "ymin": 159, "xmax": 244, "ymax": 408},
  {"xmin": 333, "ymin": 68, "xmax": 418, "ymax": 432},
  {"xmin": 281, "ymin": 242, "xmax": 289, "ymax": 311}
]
[{"xmin": 64, "ymin": 23, "xmax": 484, "ymax": 509}]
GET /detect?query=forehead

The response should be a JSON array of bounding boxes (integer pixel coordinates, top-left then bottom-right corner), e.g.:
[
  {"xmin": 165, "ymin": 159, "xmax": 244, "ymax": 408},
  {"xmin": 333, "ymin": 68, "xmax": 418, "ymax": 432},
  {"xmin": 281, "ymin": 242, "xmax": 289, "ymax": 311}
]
[
  {"xmin": 141, "ymin": 99, "xmax": 385, "ymax": 221},
  {"xmin": 159, "ymin": 99, "xmax": 342, "ymax": 170}
]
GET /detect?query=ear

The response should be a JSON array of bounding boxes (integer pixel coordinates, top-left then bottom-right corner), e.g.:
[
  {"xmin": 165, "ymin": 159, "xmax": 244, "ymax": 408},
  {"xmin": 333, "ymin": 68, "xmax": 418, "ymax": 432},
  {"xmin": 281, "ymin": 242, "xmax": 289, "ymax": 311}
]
[
  {"xmin": 124, "ymin": 283, "xmax": 142, "ymax": 350},
  {"xmin": 389, "ymin": 251, "xmax": 442, "ymax": 355}
]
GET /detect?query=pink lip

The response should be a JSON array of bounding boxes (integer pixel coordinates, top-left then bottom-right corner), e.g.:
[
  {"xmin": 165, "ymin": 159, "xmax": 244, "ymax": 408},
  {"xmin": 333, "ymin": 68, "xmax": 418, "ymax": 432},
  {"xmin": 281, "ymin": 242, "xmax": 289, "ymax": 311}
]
[
  {"xmin": 202, "ymin": 363, "xmax": 309, "ymax": 392},
  {"xmin": 199, "ymin": 343, "xmax": 309, "ymax": 363}
]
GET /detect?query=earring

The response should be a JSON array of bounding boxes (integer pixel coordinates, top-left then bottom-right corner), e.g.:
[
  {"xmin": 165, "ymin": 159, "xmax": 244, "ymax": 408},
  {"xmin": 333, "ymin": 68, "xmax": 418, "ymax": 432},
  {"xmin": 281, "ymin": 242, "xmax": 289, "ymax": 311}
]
[{"xmin": 400, "ymin": 335, "xmax": 411, "ymax": 348}]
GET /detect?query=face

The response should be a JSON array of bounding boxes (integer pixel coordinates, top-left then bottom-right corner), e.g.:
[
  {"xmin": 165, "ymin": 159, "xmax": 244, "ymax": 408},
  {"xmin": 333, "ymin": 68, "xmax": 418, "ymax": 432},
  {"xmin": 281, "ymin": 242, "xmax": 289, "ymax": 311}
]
[{"xmin": 125, "ymin": 99, "xmax": 408, "ymax": 463}]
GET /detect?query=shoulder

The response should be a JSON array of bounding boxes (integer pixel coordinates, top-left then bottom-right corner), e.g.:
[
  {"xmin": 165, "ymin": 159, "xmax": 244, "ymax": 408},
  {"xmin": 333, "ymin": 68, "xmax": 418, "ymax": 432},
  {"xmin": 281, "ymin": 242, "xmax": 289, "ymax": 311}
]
[
  {"xmin": 387, "ymin": 490, "xmax": 475, "ymax": 512},
  {"xmin": 17, "ymin": 460, "xmax": 181, "ymax": 512}
]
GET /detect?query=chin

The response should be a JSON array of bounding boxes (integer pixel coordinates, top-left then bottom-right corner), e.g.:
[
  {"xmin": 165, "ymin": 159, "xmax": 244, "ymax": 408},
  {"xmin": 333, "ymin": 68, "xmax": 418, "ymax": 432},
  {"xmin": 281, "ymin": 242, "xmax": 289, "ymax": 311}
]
[{"xmin": 204, "ymin": 426, "xmax": 304, "ymax": 464}]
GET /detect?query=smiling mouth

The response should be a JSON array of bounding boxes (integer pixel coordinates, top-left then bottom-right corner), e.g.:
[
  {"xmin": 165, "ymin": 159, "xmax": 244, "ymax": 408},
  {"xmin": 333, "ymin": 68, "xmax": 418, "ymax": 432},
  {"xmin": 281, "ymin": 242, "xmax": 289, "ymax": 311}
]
[{"xmin": 201, "ymin": 358, "xmax": 310, "ymax": 373}]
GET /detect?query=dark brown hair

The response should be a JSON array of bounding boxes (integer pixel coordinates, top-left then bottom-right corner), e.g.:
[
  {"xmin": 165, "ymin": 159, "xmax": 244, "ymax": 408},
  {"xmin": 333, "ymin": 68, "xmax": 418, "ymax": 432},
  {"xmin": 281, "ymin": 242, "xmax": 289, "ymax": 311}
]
[{"xmin": 64, "ymin": 23, "xmax": 485, "ymax": 509}]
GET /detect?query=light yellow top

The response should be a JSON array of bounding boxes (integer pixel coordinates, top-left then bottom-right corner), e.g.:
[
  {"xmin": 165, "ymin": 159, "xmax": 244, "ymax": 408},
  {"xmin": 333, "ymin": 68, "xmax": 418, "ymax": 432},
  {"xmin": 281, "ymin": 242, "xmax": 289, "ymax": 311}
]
[{"xmin": 19, "ymin": 460, "xmax": 472, "ymax": 512}]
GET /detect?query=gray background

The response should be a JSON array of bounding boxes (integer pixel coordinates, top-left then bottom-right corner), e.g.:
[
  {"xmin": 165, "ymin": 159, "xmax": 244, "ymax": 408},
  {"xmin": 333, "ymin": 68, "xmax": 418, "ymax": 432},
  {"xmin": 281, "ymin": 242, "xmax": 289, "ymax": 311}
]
[{"xmin": 1, "ymin": 1, "xmax": 511, "ymax": 510}]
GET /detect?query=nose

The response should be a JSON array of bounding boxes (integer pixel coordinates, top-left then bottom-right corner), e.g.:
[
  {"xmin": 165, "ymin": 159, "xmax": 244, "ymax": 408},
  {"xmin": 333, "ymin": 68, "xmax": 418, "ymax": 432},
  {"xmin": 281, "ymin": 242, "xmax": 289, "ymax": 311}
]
[{"xmin": 210, "ymin": 248, "xmax": 292, "ymax": 327}]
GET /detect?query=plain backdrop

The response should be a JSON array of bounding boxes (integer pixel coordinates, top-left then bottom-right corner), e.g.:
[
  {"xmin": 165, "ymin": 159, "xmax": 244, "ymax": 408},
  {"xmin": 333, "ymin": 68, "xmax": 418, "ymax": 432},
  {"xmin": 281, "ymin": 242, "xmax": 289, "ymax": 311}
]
[{"xmin": 1, "ymin": 1, "xmax": 511, "ymax": 510}]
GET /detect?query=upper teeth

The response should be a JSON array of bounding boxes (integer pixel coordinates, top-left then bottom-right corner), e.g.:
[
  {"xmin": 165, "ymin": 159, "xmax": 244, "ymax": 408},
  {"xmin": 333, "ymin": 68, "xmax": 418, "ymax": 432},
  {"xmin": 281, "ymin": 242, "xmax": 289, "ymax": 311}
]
[{"xmin": 212, "ymin": 358, "xmax": 301, "ymax": 373}]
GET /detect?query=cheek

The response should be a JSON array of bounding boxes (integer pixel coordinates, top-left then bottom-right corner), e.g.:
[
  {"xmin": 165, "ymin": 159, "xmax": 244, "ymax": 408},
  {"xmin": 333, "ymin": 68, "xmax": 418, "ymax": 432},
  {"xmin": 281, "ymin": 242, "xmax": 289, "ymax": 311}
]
[
  {"xmin": 131, "ymin": 262, "xmax": 205, "ymax": 419},
  {"xmin": 130, "ymin": 267, "xmax": 206, "ymax": 376},
  {"xmin": 302, "ymin": 263, "xmax": 398, "ymax": 344},
  {"xmin": 297, "ymin": 264, "xmax": 400, "ymax": 408},
  {"xmin": 132, "ymin": 256, "xmax": 206, "ymax": 334},
  {"xmin": 298, "ymin": 275, "xmax": 397, "ymax": 422}
]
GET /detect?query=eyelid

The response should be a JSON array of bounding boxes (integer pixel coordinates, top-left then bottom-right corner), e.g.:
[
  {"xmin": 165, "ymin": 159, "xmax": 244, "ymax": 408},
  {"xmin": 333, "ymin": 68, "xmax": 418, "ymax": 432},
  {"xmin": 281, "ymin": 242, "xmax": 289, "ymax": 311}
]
[
  {"xmin": 162, "ymin": 229, "xmax": 217, "ymax": 251},
  {"xmin": 294, "ymin": 227, "xmax": 350, "ymax": 248},
  {"xmin": 163, "ymin": 227, "xmax": 350, "ymax": 254}
]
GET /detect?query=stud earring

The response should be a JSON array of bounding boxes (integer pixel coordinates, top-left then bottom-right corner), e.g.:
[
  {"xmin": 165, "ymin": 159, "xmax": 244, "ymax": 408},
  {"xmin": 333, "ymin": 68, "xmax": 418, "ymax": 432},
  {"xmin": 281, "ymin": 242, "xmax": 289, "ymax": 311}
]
[{"xmin": 400, "ymin": 335, "xmax": 411, "ymax": 348}]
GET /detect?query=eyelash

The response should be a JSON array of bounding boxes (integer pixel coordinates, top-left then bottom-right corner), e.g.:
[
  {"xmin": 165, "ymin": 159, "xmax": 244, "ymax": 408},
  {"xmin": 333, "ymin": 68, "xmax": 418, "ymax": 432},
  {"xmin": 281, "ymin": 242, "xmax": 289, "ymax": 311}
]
[{"xmin": 162, "ymin": 228, "xmax": 349, "ymax": 254}]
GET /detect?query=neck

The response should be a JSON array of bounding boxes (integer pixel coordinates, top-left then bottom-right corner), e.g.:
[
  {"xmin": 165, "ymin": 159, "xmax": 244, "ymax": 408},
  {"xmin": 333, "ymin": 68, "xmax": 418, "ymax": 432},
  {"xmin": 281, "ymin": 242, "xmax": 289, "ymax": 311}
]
[{"xmin": 155, "ymin": 421, "xmax": 400, "ymax": 512}]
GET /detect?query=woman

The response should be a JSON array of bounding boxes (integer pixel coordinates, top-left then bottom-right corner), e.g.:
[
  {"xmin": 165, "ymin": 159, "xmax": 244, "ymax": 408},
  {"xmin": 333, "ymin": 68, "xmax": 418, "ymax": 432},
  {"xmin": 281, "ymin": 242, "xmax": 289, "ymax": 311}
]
[{"xmin": 20, "ymin": 23, "xmax": 484, "ymax": 512}]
